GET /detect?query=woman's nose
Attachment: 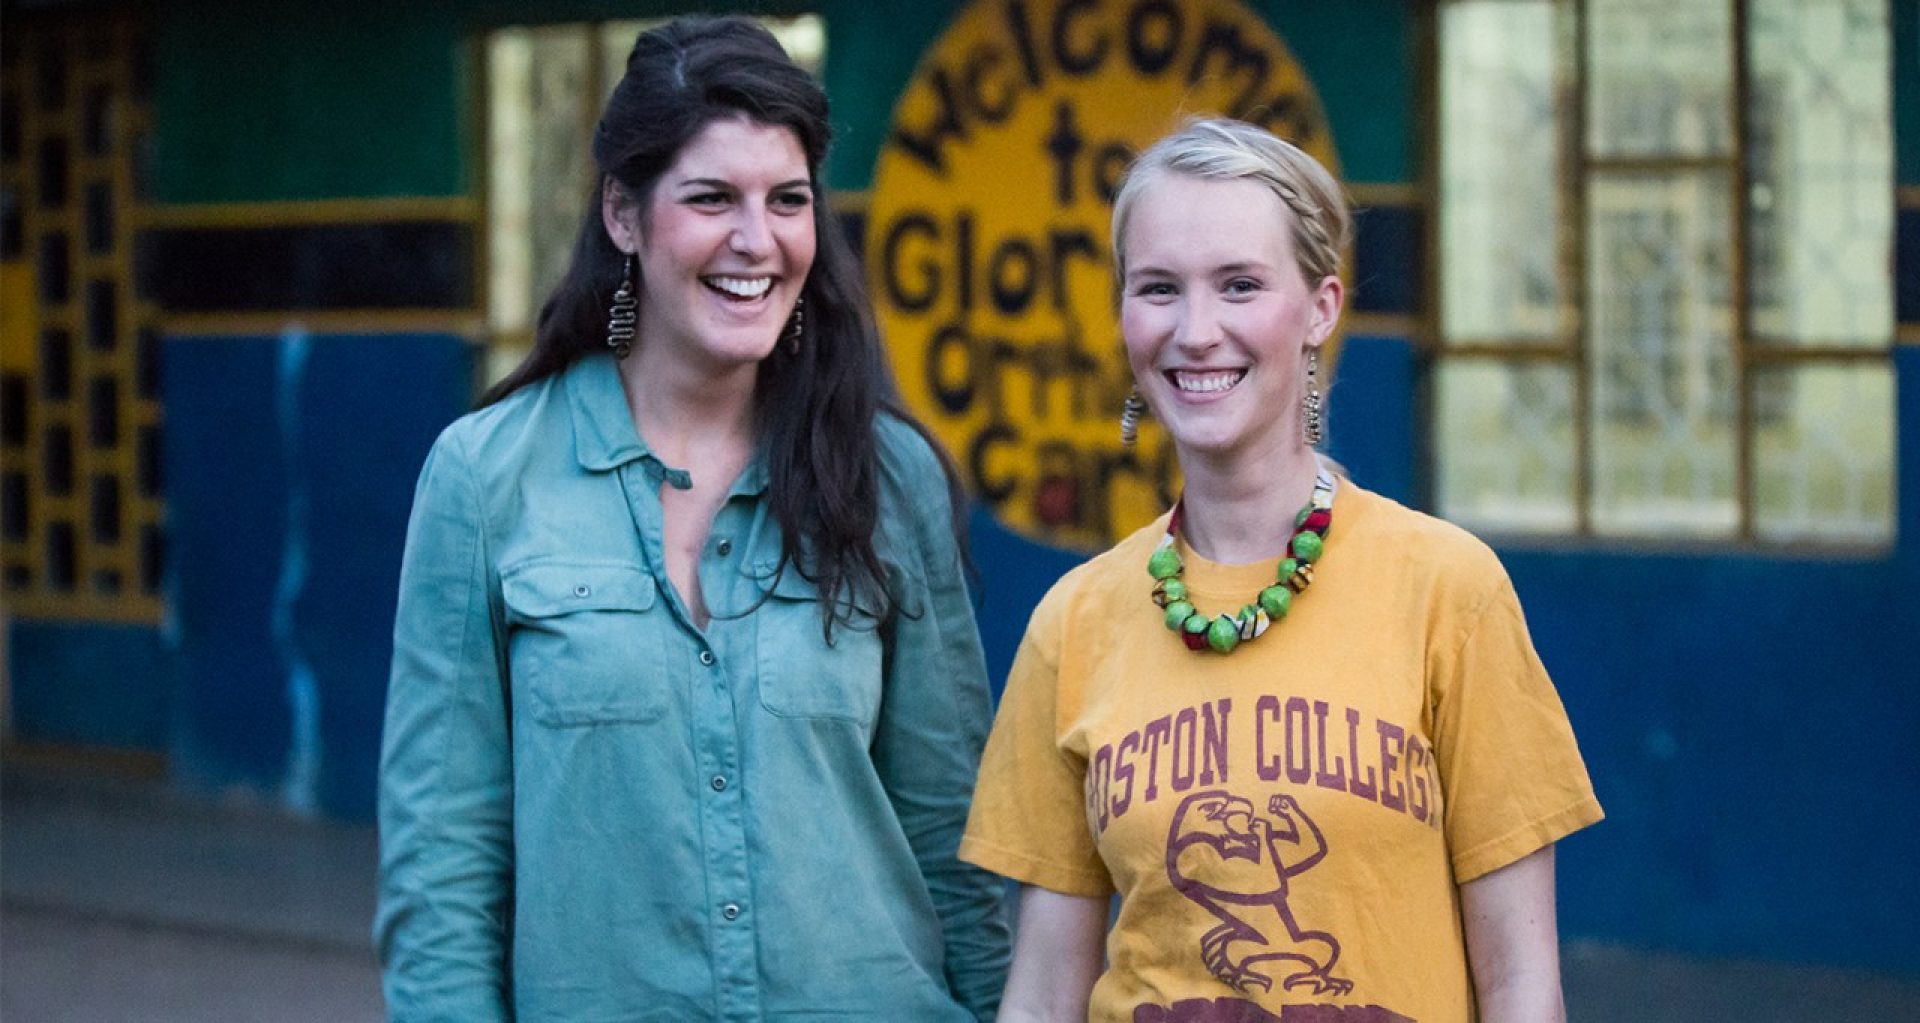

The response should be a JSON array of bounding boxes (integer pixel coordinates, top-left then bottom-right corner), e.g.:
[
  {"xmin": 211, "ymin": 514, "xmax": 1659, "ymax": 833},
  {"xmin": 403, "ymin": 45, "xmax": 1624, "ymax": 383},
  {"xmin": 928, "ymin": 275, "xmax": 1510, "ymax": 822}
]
[
  {"xmin": 729, "ymin": 205, "xmax": 773, "ymax": 258},
  {"xmin": 1174, "ymin": 296, "xmax": 1222, "ymax": 351}
]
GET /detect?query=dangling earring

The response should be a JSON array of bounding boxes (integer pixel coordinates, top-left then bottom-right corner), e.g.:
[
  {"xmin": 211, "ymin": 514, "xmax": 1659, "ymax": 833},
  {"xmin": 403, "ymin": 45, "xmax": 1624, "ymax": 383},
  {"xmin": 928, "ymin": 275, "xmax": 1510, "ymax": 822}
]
[
  {"xmin": 785, "ymin": 296, "xmax": 805, "ymax": 355},
  {"xmin": 1302, "ymin": 348, "xmax": 1324, "ymax": 447},
  {"xmin": 1120, "ymin": 388, "xmax": 1147, "ymax": 447},
  {"xmin": 606, "ymin": 254, "xmax": 637, "ymax": 359}
]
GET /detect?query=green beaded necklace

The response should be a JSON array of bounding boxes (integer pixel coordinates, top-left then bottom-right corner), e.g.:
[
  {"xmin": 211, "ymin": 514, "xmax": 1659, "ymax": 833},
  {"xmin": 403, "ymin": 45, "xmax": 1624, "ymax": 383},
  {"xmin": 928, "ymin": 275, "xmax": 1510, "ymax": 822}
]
[{"xmin": 1149, "ymin": 465, "xmax": 1337, "ymax": 654}]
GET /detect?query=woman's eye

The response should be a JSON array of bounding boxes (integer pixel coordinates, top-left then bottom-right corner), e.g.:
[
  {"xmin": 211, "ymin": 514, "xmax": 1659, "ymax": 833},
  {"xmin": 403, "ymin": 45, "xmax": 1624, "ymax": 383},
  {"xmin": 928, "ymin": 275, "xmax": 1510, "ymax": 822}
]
[
  {"xmin": 772, "ymin": 190, "xmax": 813, "ymax": 210},
  {"xmin": 1132, "ymin": 282, "xmax": 1175, "ymax": 298},
  {"xmin": 686, "ymin": 191, "xmax": 729, "ymax": 206},
  {"xmin": 1225, "ymin": 278, "xmax": 1260, "ymax": 296}
]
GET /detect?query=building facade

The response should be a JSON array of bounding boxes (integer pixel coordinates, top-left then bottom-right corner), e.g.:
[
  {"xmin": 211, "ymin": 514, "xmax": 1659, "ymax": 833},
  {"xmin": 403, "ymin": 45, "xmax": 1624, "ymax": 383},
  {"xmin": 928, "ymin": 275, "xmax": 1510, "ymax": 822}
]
[{"xmin": 2, "ymin": 0, "xmax": 1917, "ymax": 973}]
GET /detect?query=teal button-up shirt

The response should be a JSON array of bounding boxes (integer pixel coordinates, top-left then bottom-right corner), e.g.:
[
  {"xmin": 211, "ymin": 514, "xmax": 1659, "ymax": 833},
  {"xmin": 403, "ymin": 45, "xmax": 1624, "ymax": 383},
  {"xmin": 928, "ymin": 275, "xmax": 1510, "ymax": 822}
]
[{"xmin": 375, "ymin": 354, "xmax": 1009, "ymax": 1021}]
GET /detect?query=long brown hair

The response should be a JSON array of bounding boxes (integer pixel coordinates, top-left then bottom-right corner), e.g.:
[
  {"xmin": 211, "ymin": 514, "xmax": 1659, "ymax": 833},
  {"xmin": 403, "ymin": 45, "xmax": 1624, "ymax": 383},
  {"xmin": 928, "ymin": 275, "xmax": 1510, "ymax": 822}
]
[{"xmin": 483, "ymin": 15, "xmax": 965, "ymax": 634}]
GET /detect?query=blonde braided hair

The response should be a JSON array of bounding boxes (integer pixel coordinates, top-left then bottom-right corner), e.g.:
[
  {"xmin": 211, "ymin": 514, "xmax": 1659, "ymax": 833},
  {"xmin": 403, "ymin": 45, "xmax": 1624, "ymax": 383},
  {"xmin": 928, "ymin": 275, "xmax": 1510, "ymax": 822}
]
[{"xmin": 1111, "ymin": 117, "xmax": 1349, "ymax": 288}]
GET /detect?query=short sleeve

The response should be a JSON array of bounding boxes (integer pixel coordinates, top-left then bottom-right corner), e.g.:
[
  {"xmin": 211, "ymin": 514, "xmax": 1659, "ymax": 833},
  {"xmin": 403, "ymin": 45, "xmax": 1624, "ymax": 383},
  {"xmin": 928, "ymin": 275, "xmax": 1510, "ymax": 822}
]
[
  {"xmin": 960, "ymin": 589, "xmax": 1114, "ymax": 897},
  {"xmin": 1431, "ymin": 574, "xmax": 1603, "ymax": 883}
]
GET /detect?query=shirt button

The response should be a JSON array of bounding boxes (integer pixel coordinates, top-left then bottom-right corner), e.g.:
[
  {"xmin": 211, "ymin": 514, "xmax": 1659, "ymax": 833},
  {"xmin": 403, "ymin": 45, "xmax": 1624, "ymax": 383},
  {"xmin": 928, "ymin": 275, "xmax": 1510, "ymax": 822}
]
[
  {"xmin": 698, "ymin": 650, "xmax": 716, "ymax": 667},
  {"xmin": 721, "ymin": 903, "xmax": 741, "ymax": 921},
  {"xmin": 715, "ymin": 538, "xmax": 732, "ymax": 556},
  {"xmin": 710, "ymin": 775, "xmax": 728, "ymax": 792},
  {"xmin": 572, "ymin": 584, "xmax": 591, "ymax": 598}
]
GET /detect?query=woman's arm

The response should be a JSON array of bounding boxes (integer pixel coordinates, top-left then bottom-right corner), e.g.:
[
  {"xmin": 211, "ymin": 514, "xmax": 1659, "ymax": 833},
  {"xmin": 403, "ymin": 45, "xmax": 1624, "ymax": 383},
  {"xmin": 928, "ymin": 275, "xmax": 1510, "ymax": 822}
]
[
  {"xmin": 870, "ymin": 433, "xmax": 1012, "ymax": 1019},
  {"xmin": 999, "ymin": 886, "xmax": 1108, "ymax": 1023},
  {"xmin": 374, "ymin": 429, "xmax": 514, "ymax": 1020},
  {"xmin": 1460, "ymin": 844, "xmax": 1564, "ymax": 1023}
]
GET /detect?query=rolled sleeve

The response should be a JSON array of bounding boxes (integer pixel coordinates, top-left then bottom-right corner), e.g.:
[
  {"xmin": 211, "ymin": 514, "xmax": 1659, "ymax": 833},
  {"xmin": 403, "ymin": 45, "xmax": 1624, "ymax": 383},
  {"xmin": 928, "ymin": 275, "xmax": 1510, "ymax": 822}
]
[{"xmin": 374, "ymin": 427, "xmax": 515, "ymax": 1021}]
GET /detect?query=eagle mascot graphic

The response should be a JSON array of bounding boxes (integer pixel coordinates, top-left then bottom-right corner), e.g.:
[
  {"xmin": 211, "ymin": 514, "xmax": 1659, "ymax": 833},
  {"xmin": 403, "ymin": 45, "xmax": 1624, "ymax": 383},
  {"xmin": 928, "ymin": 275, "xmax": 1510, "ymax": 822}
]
[{"xmin": 1165, "ymin": 789, "xmax": 1352, "ymax": 996}]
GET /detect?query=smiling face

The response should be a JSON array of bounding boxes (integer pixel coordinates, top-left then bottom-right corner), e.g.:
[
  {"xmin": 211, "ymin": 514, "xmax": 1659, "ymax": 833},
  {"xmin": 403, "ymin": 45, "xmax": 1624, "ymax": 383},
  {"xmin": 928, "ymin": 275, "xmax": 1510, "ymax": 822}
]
[
  {"xmin": 603, "ymin": 116, "xmax": 817, "ymax": 381},
  {"xmin": 1119, "ymin": 172, "xmax": 1342, "ymax": 468}
]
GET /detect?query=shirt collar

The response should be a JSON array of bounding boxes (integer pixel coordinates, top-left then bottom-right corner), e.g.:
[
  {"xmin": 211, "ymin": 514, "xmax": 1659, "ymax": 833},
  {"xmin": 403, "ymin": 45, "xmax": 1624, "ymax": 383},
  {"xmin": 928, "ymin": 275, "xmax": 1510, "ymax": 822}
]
[
  {"xmin": 563, "ymin": 353, "xmax": 771, "ymax": 497},
  {"xmin": 565, "ymin": 353, "xmax": 648, "ymax": 471}
]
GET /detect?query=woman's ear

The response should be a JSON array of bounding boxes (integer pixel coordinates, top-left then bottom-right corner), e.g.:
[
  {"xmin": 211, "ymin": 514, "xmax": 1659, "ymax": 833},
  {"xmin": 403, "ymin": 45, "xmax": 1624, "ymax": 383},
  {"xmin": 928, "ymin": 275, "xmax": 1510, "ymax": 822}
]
[
  {"xmin": 1307, "ymin": 274, "xmax": 1345, "ymax": 347},
  {"xmin": 602, "ymin": 177, "xmax": 639, "ymax": 254}
]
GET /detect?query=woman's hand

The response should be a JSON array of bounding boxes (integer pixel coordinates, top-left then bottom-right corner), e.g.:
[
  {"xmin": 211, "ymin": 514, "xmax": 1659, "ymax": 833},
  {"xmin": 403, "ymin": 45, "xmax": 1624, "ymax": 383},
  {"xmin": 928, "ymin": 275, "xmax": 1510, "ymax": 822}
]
[
  {"xmin": 1460, "ymin": 843, "xmax": 1565, "ymax": 1023},
  {"xmin": 997, "ymin": 886, "xmax": 1108, "ymax": 1023}
]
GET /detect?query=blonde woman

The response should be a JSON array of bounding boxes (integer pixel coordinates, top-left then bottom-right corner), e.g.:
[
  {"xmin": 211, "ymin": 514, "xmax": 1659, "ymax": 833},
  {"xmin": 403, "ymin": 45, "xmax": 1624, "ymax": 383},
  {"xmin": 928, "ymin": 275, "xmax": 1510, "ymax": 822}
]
[{"xmin": 961, "ymin": 118, "xmax": 1601, "ymax": 1023}]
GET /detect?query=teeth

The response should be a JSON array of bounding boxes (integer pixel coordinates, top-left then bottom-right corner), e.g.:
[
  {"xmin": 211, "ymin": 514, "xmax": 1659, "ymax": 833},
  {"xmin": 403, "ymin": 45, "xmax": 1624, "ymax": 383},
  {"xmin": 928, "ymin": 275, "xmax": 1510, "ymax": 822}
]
[
  {"xmin": 705, "ymin": 276, "xmax": 772, "ymax": 298},
  {"xmin": 1172, "ymin": 370, "xmax": 1245, "ymax": 393}
]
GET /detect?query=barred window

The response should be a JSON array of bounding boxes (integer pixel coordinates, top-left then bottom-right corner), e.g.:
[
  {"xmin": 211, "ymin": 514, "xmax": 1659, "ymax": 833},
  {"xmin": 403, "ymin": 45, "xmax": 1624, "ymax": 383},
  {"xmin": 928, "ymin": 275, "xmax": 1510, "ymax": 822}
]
[
  {"xmin": 0, "ymin": 13, "xmax": 163, "ymax": 619},
  {"xmin": 1435, "ymin": 0, "xmax": 1895, "ymax": 543}
]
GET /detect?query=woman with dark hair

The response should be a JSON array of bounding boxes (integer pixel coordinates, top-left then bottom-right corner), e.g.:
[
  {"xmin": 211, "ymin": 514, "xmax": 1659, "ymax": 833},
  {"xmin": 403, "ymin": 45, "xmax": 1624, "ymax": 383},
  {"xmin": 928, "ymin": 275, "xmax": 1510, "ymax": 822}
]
[{"xmin": 375, "ymin": 16, "xmax": 1009, "ymax": 1020}]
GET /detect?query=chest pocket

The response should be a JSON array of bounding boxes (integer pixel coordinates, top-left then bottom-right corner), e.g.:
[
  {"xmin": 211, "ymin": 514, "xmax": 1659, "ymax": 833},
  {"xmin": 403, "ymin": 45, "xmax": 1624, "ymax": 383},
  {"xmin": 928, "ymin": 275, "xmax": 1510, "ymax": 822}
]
[
  {"xmin": 752, "ymin": 563, "xmax": 885, "ymax": 727},
  {"xmin": 502, "ymin": 560, "xmax": 665, "ymax": 727}
]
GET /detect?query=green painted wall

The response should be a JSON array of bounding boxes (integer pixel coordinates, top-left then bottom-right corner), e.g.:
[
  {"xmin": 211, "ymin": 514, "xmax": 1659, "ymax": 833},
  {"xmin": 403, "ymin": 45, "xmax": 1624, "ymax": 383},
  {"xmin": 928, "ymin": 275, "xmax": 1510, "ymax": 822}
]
[
  {"xmin": 154, "ymin": 2, "xmax": 472, "ymax": 202},
  {"xmin": 152, "ymin": 1, "xmax": 1419, "ymax": 203},
  {"xmin": 1256, "ymin": 0, "xmax": 1417, "ymax": 185}
]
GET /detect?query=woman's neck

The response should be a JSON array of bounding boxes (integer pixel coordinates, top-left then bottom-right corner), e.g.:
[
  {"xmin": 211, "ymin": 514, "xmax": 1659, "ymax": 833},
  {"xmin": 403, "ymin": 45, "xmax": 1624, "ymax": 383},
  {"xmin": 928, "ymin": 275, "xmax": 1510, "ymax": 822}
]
[
  {"xmin": 617, "ymin": 348, "xmax": 759, "ymax": 471},
  {"xmin": 1175, "ymin": 443, "xmax": 1323, "ymax": 564}
]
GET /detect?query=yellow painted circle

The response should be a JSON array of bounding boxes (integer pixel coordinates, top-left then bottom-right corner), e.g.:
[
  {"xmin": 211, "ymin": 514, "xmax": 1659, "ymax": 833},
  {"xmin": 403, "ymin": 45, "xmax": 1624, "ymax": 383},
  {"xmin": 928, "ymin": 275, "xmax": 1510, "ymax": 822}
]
[{"xmin": 868, "ymin": 0, "xmax": 1340, "ymax": 551}]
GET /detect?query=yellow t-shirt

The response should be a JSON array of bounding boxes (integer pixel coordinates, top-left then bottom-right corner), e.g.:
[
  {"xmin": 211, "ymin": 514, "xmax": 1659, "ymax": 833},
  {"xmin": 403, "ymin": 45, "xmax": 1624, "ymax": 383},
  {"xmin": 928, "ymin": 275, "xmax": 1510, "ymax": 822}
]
[{"xmin": 961, "ymin": 482, "xmax": 1603, "ymax": 1023}]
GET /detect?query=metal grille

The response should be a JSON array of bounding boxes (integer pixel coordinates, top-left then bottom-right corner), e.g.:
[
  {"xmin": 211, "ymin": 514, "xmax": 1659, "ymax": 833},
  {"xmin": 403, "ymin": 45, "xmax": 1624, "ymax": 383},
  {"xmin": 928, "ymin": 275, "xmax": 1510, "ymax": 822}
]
[{"xmin": 0, "ymin": 13, "xmax": 163, "ymax": 619}]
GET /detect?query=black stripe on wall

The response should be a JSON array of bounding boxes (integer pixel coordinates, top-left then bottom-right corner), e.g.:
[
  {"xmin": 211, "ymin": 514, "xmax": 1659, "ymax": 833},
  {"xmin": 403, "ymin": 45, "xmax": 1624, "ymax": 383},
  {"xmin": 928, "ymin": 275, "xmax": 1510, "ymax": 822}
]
[
  {"xmin": 1898, "ymin": 206, "xmax": 1919, "ymax": 328},
  {"xmin": 138, "ymin": 221, "xmax": 475, "ymax": 313},
  {"xmin": 1350, "ymin": 204, "xmax": 1424, "ymax": 318}
]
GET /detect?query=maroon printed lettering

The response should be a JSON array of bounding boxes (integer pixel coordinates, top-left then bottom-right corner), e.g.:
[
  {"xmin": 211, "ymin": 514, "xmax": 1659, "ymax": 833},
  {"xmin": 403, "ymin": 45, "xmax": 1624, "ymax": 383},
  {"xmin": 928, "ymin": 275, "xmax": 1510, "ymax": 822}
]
[
  {"xmin": 1200, "ymin": 698, "xmax": 1230, "ymax": 786},
  {"xmin": 1112, "ymin": 729, "xmax": 1139, "ymax": 820},
  {"xmin": 1406, "ymin": 736, "xmax": 1430, "ymax": 824},
  {"xmin": 1313, "ymin": 700, "xmax": 1347, "ymax": 793},
  {"xmin": 1344, "ymin": 708, "xmax": 1377, "ymax": 802},
  {"xmin": 1141, "ymin": 714, "xmax": 1173, "ymax": 802},
  {"xmin": 1376, "ymin": 720, "xmax": 1406, "ymax": 813},
  {"xmin": 1171, "ymin": 707, "xmax": 1199, "ymax": 792},
  {"xmin": 1091, "ymin": 742, "xmax": 1114, "ymax": 832},
  {"xmin": 1283, "ymin": 697, "xmax": 1312, "ymax": 784},
  {"xmin": 1255, "ymin": 695, "xmax": 1283, "ymax": 782}
]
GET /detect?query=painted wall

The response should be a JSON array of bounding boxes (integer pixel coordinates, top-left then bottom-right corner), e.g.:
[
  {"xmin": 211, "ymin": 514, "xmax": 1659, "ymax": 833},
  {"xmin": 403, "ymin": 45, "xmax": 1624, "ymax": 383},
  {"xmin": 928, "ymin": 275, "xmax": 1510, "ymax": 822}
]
[{"xmin": 6, "ymin": 0, "xmax": 1916, "ymax": 976}]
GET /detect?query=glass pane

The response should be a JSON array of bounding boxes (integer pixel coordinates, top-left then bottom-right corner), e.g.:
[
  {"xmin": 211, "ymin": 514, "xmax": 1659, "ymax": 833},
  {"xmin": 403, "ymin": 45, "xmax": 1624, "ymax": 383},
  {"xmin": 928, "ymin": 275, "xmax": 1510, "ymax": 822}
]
[
  {"xmin": 85, "ymin": 181, "xmax": 113, "ymax": 254},
  {"xmin": 1747, "ymin": 0, "xmax": 1893, "ymax": 348},
  {"xmin": 139, "ymin": 522, "xmax": 162, "ymax": 593},
  {"xmin": 46, "ymin": 519, "xmax": 75, "ymax": 590},
  {"xmin": 38, "ymin": 136, "xmax": 68, "ymax": 208},
  {"xmin": 1753, "ymin": 363, "xmax": 1893, "ymax": 542},
  {"xmin": 1587, "ymin": 172, "xmax": 1737, "ymax": 536},
  {"xmin": 1, "ymin": 471, "xmax": 27, "ymax": 542},
  {"xmin": 1588, "ymin": 0, "xmax": 1732, "ymax": 159},
  {"xmin": 89, "ymin": 375, "xmax": 118, "ymax": 446},
  {"xmin": 1434, "ymin": 359, "xmax": 1578, "ymax": 533},
  {"xmin": 90, "ymin": 472, "xmax": 120, "ymax": 543},
  {"xmin": 44, "ymin": 424, "xmax": 73, "ymax": 495},
  {"xmin": 486, "ymin": 26, "xmax": 594, "ymax": 345},
  {"xmin": 1439, "ymin": 1, "xmax": 1565, "ymax": 343}
]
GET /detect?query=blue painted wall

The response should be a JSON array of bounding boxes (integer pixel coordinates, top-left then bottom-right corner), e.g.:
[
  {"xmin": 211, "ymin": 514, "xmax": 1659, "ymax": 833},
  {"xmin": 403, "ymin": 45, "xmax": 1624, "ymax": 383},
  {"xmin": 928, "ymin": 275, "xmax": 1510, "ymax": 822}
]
[
  {"xmin": 5, "ymin": 621, "xmax": 170, "ymax": 750},
  {"xmin": 161, "ymin": 333, "xmax": 475, "ymax": 818}
]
